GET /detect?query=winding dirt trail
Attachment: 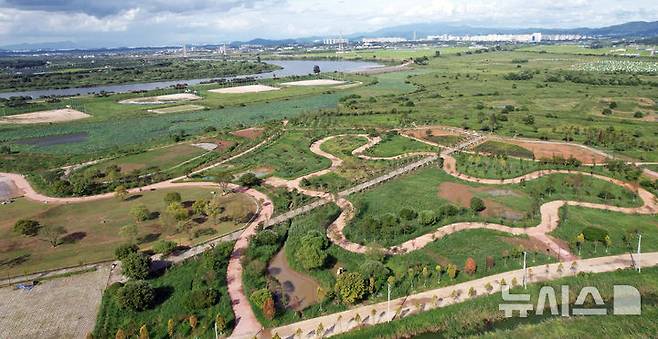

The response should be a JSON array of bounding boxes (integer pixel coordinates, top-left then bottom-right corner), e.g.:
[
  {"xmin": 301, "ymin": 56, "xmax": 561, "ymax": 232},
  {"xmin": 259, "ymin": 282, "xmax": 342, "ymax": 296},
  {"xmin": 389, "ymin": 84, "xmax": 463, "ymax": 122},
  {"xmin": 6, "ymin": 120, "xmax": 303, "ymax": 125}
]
[
  {"xmin": 314, "ymin": 134, "xmax": 656, "ymax": 263},
  {"xmin": 2, "ymin": 128, "xmax": 657, "ymax": 339}
]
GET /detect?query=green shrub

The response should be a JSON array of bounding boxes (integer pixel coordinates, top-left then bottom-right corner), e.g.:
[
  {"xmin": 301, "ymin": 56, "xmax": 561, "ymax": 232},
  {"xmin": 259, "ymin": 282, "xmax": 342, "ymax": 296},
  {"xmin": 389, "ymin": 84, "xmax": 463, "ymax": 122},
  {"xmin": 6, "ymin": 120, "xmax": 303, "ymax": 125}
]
[
  {"xmin": 399, "ymin": 208, "xmax": 418, "ymax": 221},
  {"xmin": 115, "ymin": 280, "xmax": 155, "ymax": 311},
  {"xmin": 250, "ymin": 288, "xmax": 272, "ymax": 307},
  {"xmin": 13, "ymin": 219, "xmax": 40, "ymax": 236},
  {"xmin": 419, "ymin": 210, "xmax": 436, "ymax": 225},
  {"xmin": 238, "ymin": 173, "xmax": 261, "ymax": 187},
  {"xmin": 470, "ymin": 197, "xmax": 486, "ymax": 212},
  {"xmin": 582, "ymin": 227, "xmax": 609, "ymax": 242},
  {"xmin": 121, "ymin": 252, "xmax": 151, "ymax": 280},
  {"xmin": 335, "ymin": 272, "xmax": 366, "ymax": 304},
  {"xmin": 163, "ymin": 192, "xmax": 182, "ymax": 205},
  {"xmin": 184, "ymin": 288, "xmax": 219, "ymax": 310},
  {"xmin": 114, "ymin": 243, "xmax": 139, "ymax": 260},
  {"xmin": 153, "ymin": 240, "xmax": 177, "ymax": 256}
]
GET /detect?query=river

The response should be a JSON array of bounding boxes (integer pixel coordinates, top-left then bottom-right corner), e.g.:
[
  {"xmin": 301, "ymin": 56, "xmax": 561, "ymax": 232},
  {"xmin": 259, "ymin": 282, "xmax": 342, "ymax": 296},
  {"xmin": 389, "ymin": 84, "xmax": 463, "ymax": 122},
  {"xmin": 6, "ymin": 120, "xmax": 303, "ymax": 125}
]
[{"xmin": 0, "ymin": 60, "xmax": 382, "ymax": 99}]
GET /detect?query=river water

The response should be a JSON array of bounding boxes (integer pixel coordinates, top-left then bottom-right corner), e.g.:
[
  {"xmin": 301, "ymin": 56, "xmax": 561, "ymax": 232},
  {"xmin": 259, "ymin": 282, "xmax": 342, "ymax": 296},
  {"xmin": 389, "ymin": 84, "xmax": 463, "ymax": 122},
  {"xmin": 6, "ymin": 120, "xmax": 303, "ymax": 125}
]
[{"xmin": 0, "ymin": 60, "xmax": 381, "ymax": 99}]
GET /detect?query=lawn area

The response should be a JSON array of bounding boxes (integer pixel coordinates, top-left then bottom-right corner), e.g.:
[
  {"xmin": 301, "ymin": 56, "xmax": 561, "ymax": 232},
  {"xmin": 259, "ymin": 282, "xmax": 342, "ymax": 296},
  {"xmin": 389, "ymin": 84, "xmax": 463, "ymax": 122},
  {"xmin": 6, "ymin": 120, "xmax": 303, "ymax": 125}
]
[
  {"xmin": 473, "ymin": 140, "xmax": 535, "ymax": 159},
  {"xmin": 344, "ymin": 167, "xmax": 642, "ymax": 246},
  {"xmin": 229, "ymin": 130, "xmax": 332, "ymax": 179},
  {"xmin": 365, "ymin": 134, "xmax": 436, "ymax": 157},
  {"xmin": 339, "ymin": 266, "xmax": 658, "ymax": 338},
  {"xmin": 550, "ymin": 206, "xmax": 658, "ymax": 259},
  {"xmin": 319, "ymin": 135, "xmax": 369, "ymax": 159},
  {"xmin": 0, "ymin": 188, "xmax": 255, "ymax": 276},
  {"xmin": 87, "ymin": 144, "xmax": 208, "ymax": 175},
  {"xmin": 94, "ymin": 242, "xmax": 235, "ymax": 339}
]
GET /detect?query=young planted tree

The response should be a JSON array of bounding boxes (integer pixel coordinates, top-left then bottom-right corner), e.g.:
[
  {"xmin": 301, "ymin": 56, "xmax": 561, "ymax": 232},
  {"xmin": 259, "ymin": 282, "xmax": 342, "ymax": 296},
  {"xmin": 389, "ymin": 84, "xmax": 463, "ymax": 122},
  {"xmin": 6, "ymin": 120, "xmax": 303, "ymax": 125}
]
[
  {"xmin": 39, "ymin": 225, "xmax": 67, "ymax": 247},
  {"xmin": 447, "ymin": 264, "xmax": 458, "ymax": 280},
  {"xmin": 464, "ymin": 257, "xmax": 477, "ymax": 275},
  {"xmin": 167, "ymin": 319, "xmax": 175, "ymax": 337},
  {"xmin": 139, "ymin": 325, "xmax": 149, "ymax": 339},
  {"xmin": 130, "ymin": 205, "xmax": 151, "ymax": 223},
  {"xmin": 164, "ymin": 192, "xmax": 182, "ymax": 206},
  {"xmin": 115, "ymin": 185, "xmax": 129, "ymax": 201},
  {"xmin": 263, "ymin": 297, "xmax": 276, "ymax": 320}
]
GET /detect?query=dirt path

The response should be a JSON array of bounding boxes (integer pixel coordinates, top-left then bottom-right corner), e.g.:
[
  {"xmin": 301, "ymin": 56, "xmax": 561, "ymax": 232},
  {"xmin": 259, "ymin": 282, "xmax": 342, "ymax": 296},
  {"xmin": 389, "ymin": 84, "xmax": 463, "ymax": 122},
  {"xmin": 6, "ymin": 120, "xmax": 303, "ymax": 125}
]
[
  {"xmin": 270, "ymin": 252, "xmax": 658, "ymax": 339},
  {"xmin": 2, "ymin": 128, "xmax": 656, "ymax": 339}
]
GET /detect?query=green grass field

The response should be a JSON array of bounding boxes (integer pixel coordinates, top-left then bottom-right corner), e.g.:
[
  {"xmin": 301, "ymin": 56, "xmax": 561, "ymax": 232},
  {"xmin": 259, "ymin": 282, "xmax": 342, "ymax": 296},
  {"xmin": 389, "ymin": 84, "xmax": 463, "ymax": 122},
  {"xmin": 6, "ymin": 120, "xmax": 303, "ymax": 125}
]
[
  {"xmin": 344, "ymin": 167, "xmax": 642, "ymax": 246},
  {"xmin": 94, "ymin": 242, "xmax": 235, "ymax": 339},
  {"xmin": 0, "ymin": 188, "xmax": 254, "ymax": 276},
  {"xmin": 550, "ymin": 206, "xmax": 658, "ymax": 258},
  {"xmin": 339, "ymin": 266, "xmax": 658, "ymax": 338},
  {"xmin": 228, "ymin": 130, "xmax": 332, "ymax": 179},
  {"xmin": 365, "ymin": 134, "xmax": 436, "ymax": 157}
]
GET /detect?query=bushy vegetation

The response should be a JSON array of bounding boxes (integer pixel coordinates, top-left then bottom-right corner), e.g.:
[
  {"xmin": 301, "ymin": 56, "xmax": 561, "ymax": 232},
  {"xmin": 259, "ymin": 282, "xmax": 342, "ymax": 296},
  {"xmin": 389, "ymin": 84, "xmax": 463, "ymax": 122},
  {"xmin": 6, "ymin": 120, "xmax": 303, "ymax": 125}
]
[{"xmin": 95, "ymin": 241, "xmax": 235, "ymax": 338}]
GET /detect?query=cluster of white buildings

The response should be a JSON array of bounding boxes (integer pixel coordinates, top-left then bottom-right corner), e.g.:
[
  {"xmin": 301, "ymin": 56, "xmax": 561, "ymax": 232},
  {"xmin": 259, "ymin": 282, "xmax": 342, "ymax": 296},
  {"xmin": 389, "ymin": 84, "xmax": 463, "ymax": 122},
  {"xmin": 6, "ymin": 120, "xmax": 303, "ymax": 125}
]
[
  {"xmin": 426, "ymin": 33, "xmax": 587, "ymax": 43},
  {"xmin": 322, "ymin": 38, "xmax": 348, "ymax": 45},
  {"xmin": 427, "ymin": 33, "xmax": 543, "ymax": 43},
  {"xmin": 361, "ymin": 37, "xmax": 408, "ymax": 44}
]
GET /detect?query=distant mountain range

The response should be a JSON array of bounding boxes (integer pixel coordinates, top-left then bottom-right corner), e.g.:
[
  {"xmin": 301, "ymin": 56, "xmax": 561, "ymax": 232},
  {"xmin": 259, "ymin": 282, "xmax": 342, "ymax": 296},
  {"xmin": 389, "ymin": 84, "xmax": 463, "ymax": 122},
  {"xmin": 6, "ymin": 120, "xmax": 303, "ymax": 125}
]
[
  {"xmin": 347, "ymin": 21, "xmax": 658, "ymax": 40},
  {"xmin": 2, "ymin": 21, "xmax": 658, "ymax": 51},
  {"xmin": 232, "ymin": 21, "xmax": 658, "ymax": 46}
]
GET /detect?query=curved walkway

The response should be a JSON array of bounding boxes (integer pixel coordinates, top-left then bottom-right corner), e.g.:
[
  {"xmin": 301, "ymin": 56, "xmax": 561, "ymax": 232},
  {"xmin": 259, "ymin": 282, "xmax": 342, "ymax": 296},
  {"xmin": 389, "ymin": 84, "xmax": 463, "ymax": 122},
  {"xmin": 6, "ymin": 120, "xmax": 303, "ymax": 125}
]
[
  {"xmin": 2, "ymin": 128, "xmax": 656, "ymax": 339},
  {"xmin": 316, "ymin": 135, "xmax": 656, "ymax": 263},
  {"xmin": 270, "ymin": 252, "xmax": 658, "ymax": 339}
]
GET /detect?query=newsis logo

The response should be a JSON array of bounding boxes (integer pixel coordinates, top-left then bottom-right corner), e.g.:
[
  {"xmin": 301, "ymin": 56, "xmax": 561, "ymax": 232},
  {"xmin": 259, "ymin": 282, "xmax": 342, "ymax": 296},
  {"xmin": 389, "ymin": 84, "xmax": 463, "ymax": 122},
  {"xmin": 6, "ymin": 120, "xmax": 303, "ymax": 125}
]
[{"xmin": 499, "ymin": 285, "xmax": 641, "ymax": 317}]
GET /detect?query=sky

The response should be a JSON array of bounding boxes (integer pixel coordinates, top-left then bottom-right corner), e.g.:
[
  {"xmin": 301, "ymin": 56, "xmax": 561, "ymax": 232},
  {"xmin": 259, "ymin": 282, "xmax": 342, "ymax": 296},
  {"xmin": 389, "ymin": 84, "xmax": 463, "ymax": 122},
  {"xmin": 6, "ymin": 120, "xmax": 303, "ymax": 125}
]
[{"xmin": 0, "ymin": 0, "xmax": 657, "ymax": 47}]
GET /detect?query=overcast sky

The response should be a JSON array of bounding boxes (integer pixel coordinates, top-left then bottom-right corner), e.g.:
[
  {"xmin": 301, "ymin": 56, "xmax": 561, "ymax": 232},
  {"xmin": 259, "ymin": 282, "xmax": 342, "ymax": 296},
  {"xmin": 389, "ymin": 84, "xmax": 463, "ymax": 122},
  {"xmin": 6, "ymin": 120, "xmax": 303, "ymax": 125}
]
[{"xmin": 1, "ymin": 0, "xmax": 657, "ymax": 47}]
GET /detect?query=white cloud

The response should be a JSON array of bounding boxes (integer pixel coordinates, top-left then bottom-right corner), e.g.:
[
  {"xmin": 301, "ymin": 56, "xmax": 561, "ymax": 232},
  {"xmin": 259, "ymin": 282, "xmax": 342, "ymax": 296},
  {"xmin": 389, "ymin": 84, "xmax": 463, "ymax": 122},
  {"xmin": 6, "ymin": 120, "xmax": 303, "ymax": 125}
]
[{"xmin": 0, "ymin": 0, "xmax": 657, "ymax": 46}]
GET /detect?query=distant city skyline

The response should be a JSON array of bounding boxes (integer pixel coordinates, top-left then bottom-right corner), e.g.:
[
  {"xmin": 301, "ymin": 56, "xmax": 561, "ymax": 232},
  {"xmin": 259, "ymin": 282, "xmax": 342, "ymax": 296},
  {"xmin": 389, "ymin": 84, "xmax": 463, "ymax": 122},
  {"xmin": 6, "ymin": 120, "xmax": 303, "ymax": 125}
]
[{"xmin": 1, "ymin": 0, "xmax": 658, "ymax": 47}]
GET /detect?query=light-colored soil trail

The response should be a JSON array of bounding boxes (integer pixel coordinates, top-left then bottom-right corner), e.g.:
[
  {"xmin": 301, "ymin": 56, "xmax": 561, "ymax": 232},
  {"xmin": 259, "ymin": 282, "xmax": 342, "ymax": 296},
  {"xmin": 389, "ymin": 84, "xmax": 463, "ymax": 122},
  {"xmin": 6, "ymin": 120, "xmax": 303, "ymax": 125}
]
[
  {"xmin": 270, "ymin": 252, "xmax": 658, "ymax": 339},
  {"xmin": 2, "ymin": 126, "xmax": 656, "ymax": 339}
]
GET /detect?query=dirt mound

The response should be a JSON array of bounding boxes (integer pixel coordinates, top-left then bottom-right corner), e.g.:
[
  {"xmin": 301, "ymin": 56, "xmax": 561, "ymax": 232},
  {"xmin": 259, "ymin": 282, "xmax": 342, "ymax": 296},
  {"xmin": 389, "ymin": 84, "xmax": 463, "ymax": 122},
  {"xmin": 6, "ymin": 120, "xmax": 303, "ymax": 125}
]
[{"xmin": 231, "ymin": 127, "xmax": 264, "ymax": 140}]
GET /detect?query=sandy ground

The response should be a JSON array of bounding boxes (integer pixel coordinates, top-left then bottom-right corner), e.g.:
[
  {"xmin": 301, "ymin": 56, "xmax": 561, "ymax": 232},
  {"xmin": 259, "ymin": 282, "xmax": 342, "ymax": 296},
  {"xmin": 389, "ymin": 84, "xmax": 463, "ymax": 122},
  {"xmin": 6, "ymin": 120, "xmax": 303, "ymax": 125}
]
[
  {"xmin": 0, "ymin": 109, "xmax": 90, "ymax": 124},
  {"xmin": 147, "ymin": 104, "xmax": 205, "ymax": 114},
  {"xmin": 505, "ymin": 139, "xmax": 609, "ymax": 164},
  {"xmin": 280, "ymin": 79, "xmax": 346, "ymax": 86},
  {"xmin": 119, "ymin": 93, "xmax": 201, "ymax": 105},
  {"xmin": 231, "ymin": 127, "xmax": 265, "ymax": 140},
  {"xmin": 0, "ymin": 265, "xmax": 110, "ymax": 339},
  {"xmin": 208, "ymin": 84, "xmax": 280, "ymax": 94},
  {"xmin": 0, "ymin": 176, "xmax": 19, "ymax": 200}
]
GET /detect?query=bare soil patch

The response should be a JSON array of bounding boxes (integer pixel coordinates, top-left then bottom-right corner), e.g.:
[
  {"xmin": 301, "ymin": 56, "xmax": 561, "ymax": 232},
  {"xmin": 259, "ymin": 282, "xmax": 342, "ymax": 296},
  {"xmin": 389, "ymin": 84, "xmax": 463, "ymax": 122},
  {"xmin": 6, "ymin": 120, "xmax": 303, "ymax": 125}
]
[
  {"xmin": 506, "ymin": 140, "xmax": 608, "ymax": 164},
  {"xmin": 119, "ymin": 93, "xmax": 201, "ymax": 105},
  {"xmin": 0, "ymin": 109, "xmax": 90, "ymax": 124},
  {"xmin": 231, "ymin": 127, "xmax": 264, "ymax": 140},
  {"xmin": 0, "ymin": 176, "xmax": 19, "ymax": 200},
  {"xmin": 437, "ymin": 182, "xmax": 524, "ymax": 220},
  {"xmin": 209, "ymin": 84, "xmax": 280, "ymax": 94},
  {"xmin": 148, "ymin": 104, "xmax": 205, "ymax": 114},
  {"xmin": 0, "ymin": 266, "xmax": 110, "ymax": 338},
  {"xmin": 198, "ymin": 139, "xmax": 236, "ymax": 152},
  {"xmin": 280, "ymin": 79, "xmax": 346, "ymax": 86}
]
